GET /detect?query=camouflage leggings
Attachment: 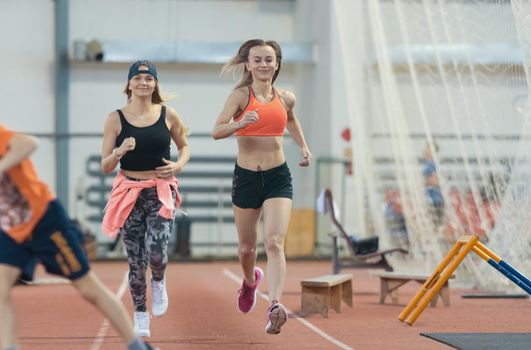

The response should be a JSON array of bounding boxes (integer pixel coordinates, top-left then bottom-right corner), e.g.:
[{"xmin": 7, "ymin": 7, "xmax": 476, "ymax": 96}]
[{"xmin": 119, "ymin": 187, "xmax": 174, "ymax": 312}]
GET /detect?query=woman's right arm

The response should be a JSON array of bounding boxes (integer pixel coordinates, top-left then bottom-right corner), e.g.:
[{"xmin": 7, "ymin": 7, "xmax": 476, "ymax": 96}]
[
  {"xmin": 212, "ymin": 89, "xmax": 257, "ymax": 140},
  {"xmin": 101, "ymin": 112, "xmax": 122, "ymax": 174}
]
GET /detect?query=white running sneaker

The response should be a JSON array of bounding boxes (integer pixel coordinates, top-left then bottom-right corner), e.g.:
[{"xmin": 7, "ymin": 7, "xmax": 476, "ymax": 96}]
[
  {"xmin": 134, "ymin": 311, "xmax": 151, "ymax": 337},
  {"xmin": 265, "ymin": 301, "xmax": 288, "ymax": 334},
  {"xmin": 151, "ymin": 278, "xmax": 169, "ymax": 317}
]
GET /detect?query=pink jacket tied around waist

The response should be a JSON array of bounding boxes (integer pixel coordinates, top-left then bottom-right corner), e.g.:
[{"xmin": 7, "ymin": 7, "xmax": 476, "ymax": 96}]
[{"xmin": 101, "ymin": 172, "xmax": 181, "ymax": 237}]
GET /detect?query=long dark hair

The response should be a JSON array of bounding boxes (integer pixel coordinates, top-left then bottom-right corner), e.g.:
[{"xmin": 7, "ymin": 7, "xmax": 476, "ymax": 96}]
[{"xmin": 222, "ymin": 39, "xmax": 283, "ymax": 90}]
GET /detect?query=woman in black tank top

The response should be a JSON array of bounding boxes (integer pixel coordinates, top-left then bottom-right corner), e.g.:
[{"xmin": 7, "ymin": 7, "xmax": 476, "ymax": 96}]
[{"xmin": 100, "ymin": 60, "xmax": 190, "ymax": 337}]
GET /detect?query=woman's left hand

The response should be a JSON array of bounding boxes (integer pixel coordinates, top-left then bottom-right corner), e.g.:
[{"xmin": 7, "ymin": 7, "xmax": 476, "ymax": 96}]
[
  {"xmin": 156, "ymin": 158, "xmax": 183, "ymax": 179},
  {"xmin": 299, "ymin": 148, "xmax": 312, "ymax": 167}
]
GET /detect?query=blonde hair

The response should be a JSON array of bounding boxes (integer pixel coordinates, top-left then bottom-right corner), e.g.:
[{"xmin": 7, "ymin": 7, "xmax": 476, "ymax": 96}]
[{"xmin": 221, "ymin": 39, "xmax": 283, "ymax": 90}]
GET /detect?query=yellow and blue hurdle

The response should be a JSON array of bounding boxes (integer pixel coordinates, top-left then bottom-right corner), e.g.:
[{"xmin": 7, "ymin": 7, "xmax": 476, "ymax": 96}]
[
  {"xmin": 471, "ymin": 243, "xmax": 531, "ymax": 295},
  {"xmin": 398, "ymin": 235, "xmax": 531, "ymax": 326}
]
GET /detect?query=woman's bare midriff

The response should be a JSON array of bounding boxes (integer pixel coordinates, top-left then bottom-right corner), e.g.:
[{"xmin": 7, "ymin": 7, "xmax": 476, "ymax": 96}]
[
  {"xmin": 120, "ymin": 169, "xmax": 158, "ymax": 180},
  {"xmin": 236, "ymin": 136, "xmax": 285, "ymax": 170}
]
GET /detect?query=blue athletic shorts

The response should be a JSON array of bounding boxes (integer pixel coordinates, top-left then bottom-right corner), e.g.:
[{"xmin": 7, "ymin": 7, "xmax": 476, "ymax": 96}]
[{"xmin": 0, "ymin": 200, "xmax": 90, "ymax": 281}]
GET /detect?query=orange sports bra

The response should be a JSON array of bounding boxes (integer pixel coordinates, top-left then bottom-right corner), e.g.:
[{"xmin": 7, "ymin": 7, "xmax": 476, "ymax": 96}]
[{"xmin": 234, "ymin": 86, "xmax": 288, "ymax": 136}]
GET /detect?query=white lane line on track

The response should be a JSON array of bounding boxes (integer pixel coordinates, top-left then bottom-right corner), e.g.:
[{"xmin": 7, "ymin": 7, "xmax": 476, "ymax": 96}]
[
  {"xmin": 90, "ymin": 271, "xmax": 129, "ymax": 350},
  {"xmin": 222, "ymin": 268, "xmax": 354, "ymax": 350}
]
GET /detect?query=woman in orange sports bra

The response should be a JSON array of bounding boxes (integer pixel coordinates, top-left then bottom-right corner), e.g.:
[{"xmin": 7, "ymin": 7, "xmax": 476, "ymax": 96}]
[{"xmin": 212, "ymin": 39, "xmax": 312, "ymax": 335}]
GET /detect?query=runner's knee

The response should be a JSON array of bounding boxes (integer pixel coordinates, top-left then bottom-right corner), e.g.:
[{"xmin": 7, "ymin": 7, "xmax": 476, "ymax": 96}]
[
  {"xmin": 238, "ymin": 243, "xmax": 257, "ymax": 256},
  {"xmin": 264, "ymin": 235, "xmax": 284, "ymax": 254}
]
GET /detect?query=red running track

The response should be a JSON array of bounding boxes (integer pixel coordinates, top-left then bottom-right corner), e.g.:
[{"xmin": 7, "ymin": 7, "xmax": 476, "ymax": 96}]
[{"xmin": 12, "ymin": 260, "xmax": 531, "ymax": 349}]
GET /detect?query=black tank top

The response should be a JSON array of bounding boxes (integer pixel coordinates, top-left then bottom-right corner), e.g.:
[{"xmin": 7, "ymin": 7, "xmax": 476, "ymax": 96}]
[{"xmin": 116, "ymin": 106, "xmax": 171, "ymax": 171}]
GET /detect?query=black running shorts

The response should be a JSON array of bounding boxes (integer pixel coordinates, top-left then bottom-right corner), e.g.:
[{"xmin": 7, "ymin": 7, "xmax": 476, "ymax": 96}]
[{"xmin": 232, "ymin": 162, "xmax": 293, "ymax": 209}]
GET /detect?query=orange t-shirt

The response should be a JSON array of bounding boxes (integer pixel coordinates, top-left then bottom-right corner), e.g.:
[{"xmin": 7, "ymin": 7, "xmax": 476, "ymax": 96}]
[
  {"xmin": 0, "ymin": 124, "xmax": 54, "ymax": 243},
  {"xmin": 234, "ymin": 87, "xmax": 288, "ymax": 136}
]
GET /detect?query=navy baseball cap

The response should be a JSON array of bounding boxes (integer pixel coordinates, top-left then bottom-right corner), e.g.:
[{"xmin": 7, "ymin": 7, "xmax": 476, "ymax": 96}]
[{"xmin": 127, "ymin": 60, "xmax": 158, "ymax": 81}]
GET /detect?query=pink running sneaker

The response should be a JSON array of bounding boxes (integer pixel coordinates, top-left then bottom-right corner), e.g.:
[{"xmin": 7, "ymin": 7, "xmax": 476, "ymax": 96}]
[
  {"xmin": 265, "ymin": 301, "xmax": 288, "ymax": 334},
  {"xmin": 237, "ymin": 267, "xmax": 263, "ymax": 313}
]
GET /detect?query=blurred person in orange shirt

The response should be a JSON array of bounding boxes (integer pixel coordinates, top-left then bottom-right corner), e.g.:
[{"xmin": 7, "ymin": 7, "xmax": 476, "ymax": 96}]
[{"xmin": 0, "ymin": 124, "xmax": 157, "ymax": 350}]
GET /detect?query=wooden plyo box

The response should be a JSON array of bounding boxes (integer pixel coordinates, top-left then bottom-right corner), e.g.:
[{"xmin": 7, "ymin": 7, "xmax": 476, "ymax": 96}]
[
  {"xmin": 300, "ymin": 274, "xmax": 353, "ymax": 317},
  {"xmin": 370, "ymin": 270, "xmax": 452, "ymax": 306}
]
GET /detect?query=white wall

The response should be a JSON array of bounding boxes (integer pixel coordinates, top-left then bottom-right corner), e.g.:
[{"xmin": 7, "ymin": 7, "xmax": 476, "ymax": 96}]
[
  {"xmin": 291, "ymin": 0, "xmax": 333, "ymax": 208},
  {"xmin": 1, "ymin": 0, "xmax": 525, "ymax": 252},
  {"xmin": 329, "ymin": 0, "xmax": 371, "ymax": 239},
  {"xmin": 67, "ymin": 0, "xmax": 312, "ymax": 247},
  {"xmin": 0, "ymin": 0, "xmax": 334, "ymax": 205},
  {"xmin": 67, "ymin": 0, "xmax": 306, "ymax": 221},
  {"xmin": 69, "ymin": 0, "xmax": 295, "ymax": 44},
  {"xmin": 0, "ymin": 0, "xmax": 56, "ymax": 188},
  {"xmin": 0, "ymin": 1, "xmax": 300, "ymax": 250}
]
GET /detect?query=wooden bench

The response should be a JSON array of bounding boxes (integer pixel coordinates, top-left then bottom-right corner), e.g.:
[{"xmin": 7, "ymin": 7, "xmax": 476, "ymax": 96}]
[
  {"xmin": 370, "ymin": 270, "xmax": 453, "ymax": 306},
  {"xmin": 300, "ymin": 274, "xmax": 353, "ymax": 317}
]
